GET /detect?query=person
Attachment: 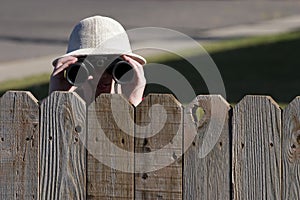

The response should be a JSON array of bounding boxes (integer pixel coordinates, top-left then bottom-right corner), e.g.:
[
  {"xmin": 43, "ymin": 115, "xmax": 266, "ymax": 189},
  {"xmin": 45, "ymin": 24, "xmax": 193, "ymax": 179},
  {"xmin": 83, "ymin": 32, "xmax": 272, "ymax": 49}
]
[{"xmin": 49, "ymin": 15, "xmax": 146, "ymax": 106}]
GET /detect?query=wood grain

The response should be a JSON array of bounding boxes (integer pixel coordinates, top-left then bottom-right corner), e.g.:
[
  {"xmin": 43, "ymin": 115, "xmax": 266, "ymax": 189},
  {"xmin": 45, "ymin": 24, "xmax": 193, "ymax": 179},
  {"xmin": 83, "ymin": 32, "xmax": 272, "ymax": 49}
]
[
  {"xmin": 282, "ymin": 97, "xmax": 300, "ymax": 199},
  {"xmin": 0, "ymin": 91, "xmax": 39, "ymax": 199},
  {"xmin": 87, "ymin": 94, "xmax": 134, "ymax": 199},
  {"xmin": 232, "ymin": 95, "xmax": 281, "ymax": 200},
  {"xmin": 2, "ymin": 91, "xmax": 296, "ymax": 199},
  {"xmin": 39, "ymin": 92, "xmax": 86, "ymax": 199},
  {"xmin": 135, "ymin": 94, "xmax": 182, "ymax": 200},
  {"xmin": 183, "ymin": 95, "xmax": 231, "ymax": 200}
]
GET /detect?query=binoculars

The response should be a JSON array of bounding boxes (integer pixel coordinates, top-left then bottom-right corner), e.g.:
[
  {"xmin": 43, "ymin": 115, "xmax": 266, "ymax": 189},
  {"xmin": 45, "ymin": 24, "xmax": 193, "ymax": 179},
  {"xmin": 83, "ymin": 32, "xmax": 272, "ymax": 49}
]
[{"xmin": 66, "ymin": 56, "xmax": 134, "ymax": 86}]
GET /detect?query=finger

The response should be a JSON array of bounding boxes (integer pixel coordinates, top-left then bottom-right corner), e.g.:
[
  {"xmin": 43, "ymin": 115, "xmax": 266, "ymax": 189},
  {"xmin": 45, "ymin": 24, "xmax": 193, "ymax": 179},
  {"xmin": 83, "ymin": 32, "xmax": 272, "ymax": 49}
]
[
  {"xmin": 68, "ymin": 86, "xmax": 78, "ymax": 92},
  {"xmin": 53, "ymin": 60, "xmax": 73, "ymax": 76},
  {"xmin": 53, "ymin": 57, "xmax": 78, "ymax": 76},
  {"xmin": 122, "ymin": 55, "xmax": 144, "ymax": 75},
  {"xmin": 122, "ymin": 55, "xmax": 143, "ymax": 68},
  {"xmin": 122, "ymin": 55, "xmax": 146, "ymax": 85},
  {"xmin": 55, "ymin": 56, "xmax": 77, "ymax": 68}
]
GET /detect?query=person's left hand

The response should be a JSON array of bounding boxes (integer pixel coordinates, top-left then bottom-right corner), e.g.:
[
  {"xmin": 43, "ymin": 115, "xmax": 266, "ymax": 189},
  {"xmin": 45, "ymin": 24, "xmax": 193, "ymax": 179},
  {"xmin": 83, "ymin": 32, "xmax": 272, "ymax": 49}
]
[{"xmin": 121, "ymin": 55, "xmax": 146, "ymax": 106}]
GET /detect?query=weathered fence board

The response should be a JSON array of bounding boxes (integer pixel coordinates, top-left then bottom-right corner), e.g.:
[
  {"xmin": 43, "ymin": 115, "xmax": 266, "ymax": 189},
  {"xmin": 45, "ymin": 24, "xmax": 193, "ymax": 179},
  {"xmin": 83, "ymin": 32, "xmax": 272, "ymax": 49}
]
[
  {"xmin": 2, "ymin": 91, "xmax": 300, "ymax": 199},
  {"xmin": 233, "ymin": 96, "xmax": 281, "ymax": 200},
  {"xmin": 0, "ymin": 91, "xmax": 39, "ymax": 200},
  {"xmin": 184, "ymin": 95, "xmax": 231, "ymax": 200},
  {"xmin": 282, "ymin": 97, "xmax": 300, "ymax": 199},
  {"xmin": 87, "ymin": 94, "xmax": 134, "ymax": 199},
  {"xmin": 39, "ymin": 92, "xmax": 86, "ymax": 199},
  {"xmin": 135, "ymin": 94, "xmax": 182, "ymax": 200}
]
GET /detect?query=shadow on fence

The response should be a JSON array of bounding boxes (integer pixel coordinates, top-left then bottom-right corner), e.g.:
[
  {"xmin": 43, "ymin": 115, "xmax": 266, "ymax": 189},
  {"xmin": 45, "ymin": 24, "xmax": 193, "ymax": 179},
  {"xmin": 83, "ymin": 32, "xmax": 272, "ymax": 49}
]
[{"xmin": 0, "ymin": 91, "xmax": 299, "ymax": 199}]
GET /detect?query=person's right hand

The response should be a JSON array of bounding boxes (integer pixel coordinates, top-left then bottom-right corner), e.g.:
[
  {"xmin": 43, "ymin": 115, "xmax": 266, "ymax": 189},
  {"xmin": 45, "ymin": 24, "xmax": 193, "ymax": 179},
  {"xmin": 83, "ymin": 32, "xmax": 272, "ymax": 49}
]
[{"xmin": 49, "ymin": 56, "xmax": 78, "ymax": 94}]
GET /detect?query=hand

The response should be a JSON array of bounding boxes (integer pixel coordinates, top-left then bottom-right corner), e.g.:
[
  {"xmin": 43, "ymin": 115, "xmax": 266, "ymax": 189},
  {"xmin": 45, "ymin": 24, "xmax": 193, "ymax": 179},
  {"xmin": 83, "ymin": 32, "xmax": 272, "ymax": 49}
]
[
  {"xmin": 49, "ymin": 56, "xmax": 78, "ymax": 93},
  {"xmin": 121, "ymin": 55, "xmax": 146, "ymax": 106}
]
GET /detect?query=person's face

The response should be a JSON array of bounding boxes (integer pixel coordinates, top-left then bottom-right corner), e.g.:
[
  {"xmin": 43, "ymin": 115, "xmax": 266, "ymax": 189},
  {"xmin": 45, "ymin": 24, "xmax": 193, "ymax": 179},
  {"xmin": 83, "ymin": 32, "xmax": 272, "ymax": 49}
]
[
  {"xmin": 95, "ymin": 69, "xmax": 114, "ymax": 96},
  {"xmin": 76, "ymin": 65, "xmax": 115, "ymax": 104}
]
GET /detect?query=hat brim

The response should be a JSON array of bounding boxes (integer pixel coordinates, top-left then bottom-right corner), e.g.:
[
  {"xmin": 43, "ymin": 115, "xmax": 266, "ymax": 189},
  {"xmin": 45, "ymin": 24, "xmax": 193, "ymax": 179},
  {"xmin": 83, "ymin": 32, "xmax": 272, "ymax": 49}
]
[{"xmin": 52, "ymin": 48, "xmax": 146, "ymax": 67}]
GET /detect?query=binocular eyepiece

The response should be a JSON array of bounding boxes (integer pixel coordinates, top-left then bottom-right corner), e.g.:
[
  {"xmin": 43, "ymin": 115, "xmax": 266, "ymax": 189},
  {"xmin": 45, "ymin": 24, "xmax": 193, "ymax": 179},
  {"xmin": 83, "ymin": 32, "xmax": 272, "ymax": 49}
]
[{"xmin": 66, "ymin": 56, "xmax": 134, "ymax": 86}]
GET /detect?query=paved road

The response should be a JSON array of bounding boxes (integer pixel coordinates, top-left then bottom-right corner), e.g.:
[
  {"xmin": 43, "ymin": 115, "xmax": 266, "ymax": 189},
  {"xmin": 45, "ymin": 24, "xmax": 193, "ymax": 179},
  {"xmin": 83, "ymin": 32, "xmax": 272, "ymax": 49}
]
[{"xmin": 1, "ymin": 0, "xmax": 300, "ymax": 81}]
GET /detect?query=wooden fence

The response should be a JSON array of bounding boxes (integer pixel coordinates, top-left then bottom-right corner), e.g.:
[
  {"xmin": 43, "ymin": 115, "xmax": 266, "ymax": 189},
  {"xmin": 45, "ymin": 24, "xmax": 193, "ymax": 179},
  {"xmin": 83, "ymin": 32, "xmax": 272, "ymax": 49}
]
[{"xmin": 0, "ymin": 91, "xmax": 299, "ymax": 200}]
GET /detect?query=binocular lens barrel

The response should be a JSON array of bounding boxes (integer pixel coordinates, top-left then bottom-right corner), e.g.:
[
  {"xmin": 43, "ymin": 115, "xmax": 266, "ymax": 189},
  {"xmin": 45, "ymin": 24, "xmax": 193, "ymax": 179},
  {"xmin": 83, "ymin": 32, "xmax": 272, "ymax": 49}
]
[
  {"xmin": 112, "ymin": 61, "xmax": 134, "ymax": 84},
  {"xmin": 66, "ymin": 58, "xmax": 134, "ymax": 86},
  {"xmin": 66, "ymin": 62, "xmax": 90, "ymax": 86}
]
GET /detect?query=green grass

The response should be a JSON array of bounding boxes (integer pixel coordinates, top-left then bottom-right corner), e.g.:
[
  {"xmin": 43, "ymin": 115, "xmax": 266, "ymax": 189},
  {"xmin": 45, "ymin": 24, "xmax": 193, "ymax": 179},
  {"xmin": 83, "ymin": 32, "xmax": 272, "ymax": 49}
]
[
  {"xmin": 0, "ymin": 73, "xmax": 50, "ymax": 100},
  {"xmin": 209, "ymin": 31, "xmax": 300, "ymax": 104},
  {"xmin": 204, "ymin": 31, "xmax": 300, "ymax": 54},
  {"xmin": 1, "ymin": 31, "xmax": 300, "ymax": 104},
  {"xmin": 145, "ymin": 31, "xmax": 300, "ymax": 104},
  {"xmin": 146, "ymin": 31, "xmax": 300, "ymax": 63}
]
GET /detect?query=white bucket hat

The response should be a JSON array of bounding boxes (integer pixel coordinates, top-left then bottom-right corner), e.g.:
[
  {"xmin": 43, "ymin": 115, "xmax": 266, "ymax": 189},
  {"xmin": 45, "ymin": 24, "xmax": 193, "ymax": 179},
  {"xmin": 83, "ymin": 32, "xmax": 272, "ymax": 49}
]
[{"xmin": 52, "ymin": 15, "xmax": 146, "ymax": 66}]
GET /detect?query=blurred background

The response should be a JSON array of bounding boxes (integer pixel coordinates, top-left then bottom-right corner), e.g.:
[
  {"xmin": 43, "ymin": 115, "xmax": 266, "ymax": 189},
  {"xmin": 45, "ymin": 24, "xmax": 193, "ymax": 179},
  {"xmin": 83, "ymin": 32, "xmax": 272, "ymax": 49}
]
[{"xmin": 1, "ymin": 0, "xmax": 300, "ymax": 104}]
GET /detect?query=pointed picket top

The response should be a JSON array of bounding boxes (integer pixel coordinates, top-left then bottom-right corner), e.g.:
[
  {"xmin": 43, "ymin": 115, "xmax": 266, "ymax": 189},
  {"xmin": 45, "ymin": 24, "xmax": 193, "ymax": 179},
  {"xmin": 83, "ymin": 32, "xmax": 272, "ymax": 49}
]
[
  {"xmin": 283, "ymin": 96, "xmax": 300, "ymax": 112},
  {"xmin": 282, "ymin": 96, "xmax": 300, "ymax": 200},
  {"xmin": 90, "ymin": 93, "xmax": 134, "ymax": 138},
  {"xmin": 42, "ymin": 91, "xmax": 85, "ymax": 105},
  {"xmin": 1, "ymin": 90, "xmax": 39, "ymax": 106},
  {"xmin": 187, "ymin": 94, "xmax": 230, "ymax": 108},
  {"xmin": 185, "ymin": 94, "xmax": 230, "ymax": 127},
  {"xmin": 94, "ymin": 93, "xmax": 132, "ymax": 104},
  {"xmin": 184, "ymin": 95, "xmax": 230, "ymax": 155},
  {"xmin": 138, "ymin": 93, "xmax": 182, "ymax": 107},
  {"xmin": 235, "ymin": 95, "xmax": 281, "ymax": 110}
]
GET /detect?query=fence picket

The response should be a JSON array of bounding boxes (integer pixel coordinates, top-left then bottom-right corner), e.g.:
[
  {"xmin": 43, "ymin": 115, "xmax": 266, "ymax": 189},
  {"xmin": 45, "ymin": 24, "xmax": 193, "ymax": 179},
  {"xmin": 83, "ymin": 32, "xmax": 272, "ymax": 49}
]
[
  {"xmin": 282, "ymin": 97, "xmax": 300, "ymax": 199},
  {"xmin": 87, "ymin": 94, "xmax": 134, "ymax": 199},
  {"xmin": 0, "ymin": 91, "xmax": 39, "ymax": 199},
  {"xmin": 232, "ymin": 95, "xmax": 281, "ymax": 200},
  {"xmin": 39, "ymin": 92, "xmax": 86, "ymax": 199},
  {"xmin": 135, "ymin": 94, "xmax": 182, "ymax": 200},
  {"xmin": 183, "ymin": 95, "xmax": 231, "ymax": 200}
]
